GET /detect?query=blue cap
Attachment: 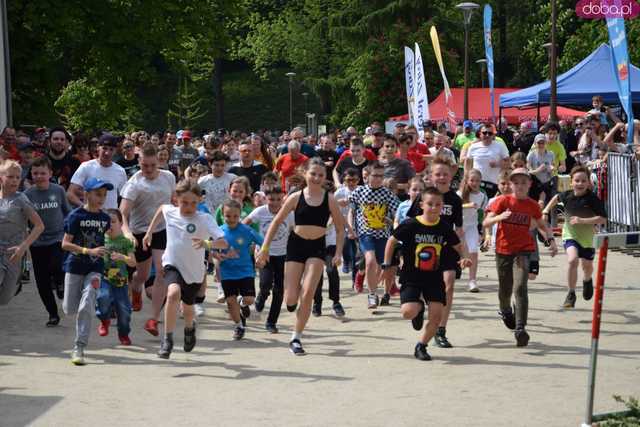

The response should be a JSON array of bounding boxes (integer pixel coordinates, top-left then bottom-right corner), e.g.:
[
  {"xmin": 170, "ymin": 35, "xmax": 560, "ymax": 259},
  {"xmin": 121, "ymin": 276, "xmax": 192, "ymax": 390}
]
[
  {"xmin": 463, "ymin": 120, "xmax": 473, "ymax": 129},
  {"xmin": 83, "ymin": 177, "xmax": 114, "ymax": 192}
]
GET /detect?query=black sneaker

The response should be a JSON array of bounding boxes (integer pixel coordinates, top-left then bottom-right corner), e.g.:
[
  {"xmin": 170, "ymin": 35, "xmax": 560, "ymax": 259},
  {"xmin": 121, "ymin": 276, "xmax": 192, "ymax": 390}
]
[
  {"xmin": 563, "ymin": 291, "xmax": 577, "ymax": 308},
  {"xmin": 265, "ymin": 323, "xmax": 278, "ymax": 334},
  {"xmin": 157, "ymin": 337, "xmax": 174, "ymax": 359},
  {"xmin": 332, "ymin": 302, "xmax": 346, "ymax": 318},
  {"xmin": 233, "ymin": 326, "xmax": 245, "ymax": 340},
  {"xmin": 255, "ymin": 293, "xmax": 266, "ymax": 312},
  {"xmin": 46, "ymin": 316, "xmax": 60, "ymax": 327},
  {"xmin": 583, "ymin": 279, "xmax": 594, "ymax": 301},
  {"xmin": 433, "ymin": 328, "xmax": 453, "ymax": 348},
  {"xmin": 240, "ymin": 304, "xmax": 251, "ymax": 319},
  {"xmin": 515, "ymin": 328, "xmax": 530, "ymax": 347},
  {"xmin": 312, "ymin": 302, "xmax": 322, "ymax": 317},
  {"xmin": 380, "ymin": 293, "xmax": 391, "ymax": 306},
  {"xmin": 498, "ymin": 308, "xmax": 516, "ymax": 330},
  {"xmin": 412, "ymin": 302, "xmax": 425, "ymax": 331},
  {"xmin": 183, "ymin": 326, "xmax": 196, "ymax": 352},
  {"xmin": 414, "ymin": 342, "xmax": 432, "ymax": 361},
  {"xmin": 289, "ymin": 339, "xmax": 306, "ymax": 356}
]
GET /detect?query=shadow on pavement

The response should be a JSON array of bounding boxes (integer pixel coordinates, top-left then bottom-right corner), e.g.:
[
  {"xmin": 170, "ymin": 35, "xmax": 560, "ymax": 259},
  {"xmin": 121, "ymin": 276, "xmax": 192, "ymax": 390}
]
[{"xmin": 0, "ymin": 388, "xmax": 63, "ymax": 427}]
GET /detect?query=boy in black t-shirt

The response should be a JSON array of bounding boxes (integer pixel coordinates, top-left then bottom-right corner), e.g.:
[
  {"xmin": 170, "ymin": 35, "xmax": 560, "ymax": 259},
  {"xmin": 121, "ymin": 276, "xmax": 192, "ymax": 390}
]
[{"xmin": 381, "ymin": 187, "xmax": 471, "ymax": 361}]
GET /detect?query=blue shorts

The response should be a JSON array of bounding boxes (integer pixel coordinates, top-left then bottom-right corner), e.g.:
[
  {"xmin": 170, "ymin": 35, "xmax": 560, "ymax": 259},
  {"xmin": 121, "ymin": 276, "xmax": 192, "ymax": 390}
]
[
  {"xmin": 563, "ymin": 239, "xmax": 595, "ymax": 261},
  {"xmin": 358, "ymin": 235, "xmax": 387, "ymax": 265}
]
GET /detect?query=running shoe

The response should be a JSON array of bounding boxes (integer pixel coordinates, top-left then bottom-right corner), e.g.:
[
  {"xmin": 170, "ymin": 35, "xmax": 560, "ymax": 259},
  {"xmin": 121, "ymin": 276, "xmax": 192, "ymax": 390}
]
[
  {"xmin": 131, "ymin": 290, "xmax": 143, "ymax": 312},
  {"xmin": 118, "ymin": 335, "xmax": 132, "ymax": 346},
  {"xmin": 312, "ymin": 302, "xmax": 322, "ymax": 317},
  {"xmin": 367, "ymin": 293, "xmax": 378, "ymax": 309},
  {"xmin": 433, "ymin": 328, "xmax": 453, "ymax": 348},
  {"xmin": 216, "ymin": 294, "xmax": 226, "ymax": 304},
  {"xmin": 157, "ymin": 336, "xmax": 173, "ymax": 359},
  {"xmin": 255, "ymin": 293, "xmax": 266, "ymax": 312},
  {"xmin": 468, "ymin": 280, "xmax": 479, "ymax": 293},
  {"xmin": 233, "ymin": 326, "xmax": 245, "ymax": 340},
  {"xmin": 332, "ymin": 302, "xmax": 346, "ymax": 318},
  {"xmin": 46, "ymin": 316, "xmax": 60, "ymax": 327},
  {"xmin": 265, "ymin": 323, "xmax": 279, "ymax": 334},
  {"xmin": 354, "ymin": 272, "xmax": 365, "ymax": 293},
  {"xmin": 583, "ymin": 279, "xmax": 594, "ymax": 301},
  {"xmin": 341, "ymin": 264, "xmax": 351, "ymax": 274},
  {"xmin": 184, "ymin": 326, "xmax": 196, "ymax": 352},
  {"xmin": 515, "ymin": 328, "xmax": 530, "ymax": 347},
  {"xmin": 563, "ymin": 291, "xmax": 577, "ymax": 308},
  {"xmin": 498, "ymin": 308, "xmax": 516, "ymax": 330},
  {"xmin": 380, "ymin": 293, "xmax": 391, "ymax": 306},
  {"xmin": 98, "ymin": 319, "xmax": 110, "ymax": 337},
  {"xmin": 412, "ymin": 303, "xmax": 425, "ymax": 331},
  {"xmin": 289, "ymin": 339, "xmax": 306, "ymax": 356},
  {"xmin": 389, "ymin": 283, "xmax": 401, "ymax": 297},
  {"xmin": 414, "ymin": 342, "xmax": 432, "ymax": 361},
  {"xmin": 194, "ymin": 303, "xmax": 205, "ymax": 317},
  {"xmin": 70, "ymin": 346, "xmax": 86, "ymax": 366},
  {"xmin": 144, "ymin": 318, "xmax": 159, "ymax": 336}
]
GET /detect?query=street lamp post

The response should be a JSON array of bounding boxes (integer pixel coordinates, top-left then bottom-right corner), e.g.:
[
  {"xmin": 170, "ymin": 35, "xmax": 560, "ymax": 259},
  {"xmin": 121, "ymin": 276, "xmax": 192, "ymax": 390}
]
[
  {"xmin": 302, "ymin": 92, "xmax": 309, "ymax": 134},
  {"xmin": 286, "ymin": 72, "xmax": 296, "ymax": 130},
  {"xmin": 549, "ymin": 0, "xmax": 558, "ymax": 122},
  {"xmin": 457, "ymin": 2, "xmax": 480, "ymax": 121},
  {"xmin": 476, "ymin": 58, "xmax": 487, "ymax": 88}
]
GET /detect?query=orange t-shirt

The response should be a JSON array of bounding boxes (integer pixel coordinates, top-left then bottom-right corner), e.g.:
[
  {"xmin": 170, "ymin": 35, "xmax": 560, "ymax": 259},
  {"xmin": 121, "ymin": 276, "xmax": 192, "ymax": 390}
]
[
  {"xmin": 275, "ymin": 153, "xmax": 309, "ymax": 187},
  {"xmin": 488, "ymin": 194, "xmax": 542, "ymax": 255}
]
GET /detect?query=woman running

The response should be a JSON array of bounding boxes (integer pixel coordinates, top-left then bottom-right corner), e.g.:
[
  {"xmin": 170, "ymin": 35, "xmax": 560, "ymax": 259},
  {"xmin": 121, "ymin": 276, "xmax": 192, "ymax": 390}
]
[{"xmin": 257, "ymin": 157, "xmax": 344, "ymax": 355}]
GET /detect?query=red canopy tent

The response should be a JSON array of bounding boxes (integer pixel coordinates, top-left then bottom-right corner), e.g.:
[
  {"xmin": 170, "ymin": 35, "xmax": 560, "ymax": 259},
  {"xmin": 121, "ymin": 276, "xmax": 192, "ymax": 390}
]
[{"xmin": 388, "ymin": 88, "xmax": 587, "ymax": 125}]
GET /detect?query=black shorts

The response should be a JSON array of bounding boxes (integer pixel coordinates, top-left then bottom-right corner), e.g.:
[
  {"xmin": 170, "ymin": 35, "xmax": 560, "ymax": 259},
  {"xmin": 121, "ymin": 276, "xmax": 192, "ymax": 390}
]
[
  {"xmin": 133, "ymin": 230, "xmax": 167, "ymax": 263},
  {"xmin": 163, "ymin": 265, "xmax": 199, "ymax": 305},
  {"xmin": 400, "ymin": 282, "xmax": 447, "ymax": 306},
  {"xmin": 285, "ymin": 231, "xmax": 326, "ymax": 264},
  {"xmin": 440, "ymin": 246, "xmax": 462, "ymax": 279},
  {"xmin": 221, "ymin": 277, "xmax": 256, "ymax": 298}
]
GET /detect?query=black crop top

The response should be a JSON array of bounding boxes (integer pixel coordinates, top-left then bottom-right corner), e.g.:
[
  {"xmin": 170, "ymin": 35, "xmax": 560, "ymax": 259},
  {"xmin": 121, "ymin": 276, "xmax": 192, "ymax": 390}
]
[{"xmin": 294, "ymin": 189, "xmax": 331, "ymax": 227}]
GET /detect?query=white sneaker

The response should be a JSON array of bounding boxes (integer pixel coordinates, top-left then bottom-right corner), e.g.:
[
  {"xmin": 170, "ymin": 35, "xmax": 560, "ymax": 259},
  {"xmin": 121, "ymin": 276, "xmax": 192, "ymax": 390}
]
[
  {"xmin": 468, "ymin": 280, "xmax": 479, "ymax": 293},
  {"xmin": 195, "ymin": 303, "xmax": 205, "ymax": 317}
]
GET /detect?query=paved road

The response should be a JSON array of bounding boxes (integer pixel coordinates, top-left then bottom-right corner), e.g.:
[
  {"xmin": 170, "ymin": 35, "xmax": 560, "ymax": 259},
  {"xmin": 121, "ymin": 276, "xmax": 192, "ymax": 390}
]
[{"xmin": 1, "ymin": 246, "xmax": 639, "ymax": 427}]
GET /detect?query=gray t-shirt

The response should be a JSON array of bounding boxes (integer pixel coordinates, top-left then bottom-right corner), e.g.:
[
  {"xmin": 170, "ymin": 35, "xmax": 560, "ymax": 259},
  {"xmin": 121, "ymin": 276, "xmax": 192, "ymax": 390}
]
[
  {"xmin": 198, "ymin": 172, "xmax": 237, "ymax": 214},
  {"xmin": 120, "ymin": 170, "xmax": 176, "ymax": 234},
  {"xmin": 0, "ymin": 192, "xmax": 36, "ymax": 248},
  {"xmin": 383, "ymin": 158, "xmax": 415, "ymax": 184},
  {"xmin": 24, "ymin": 184, "xmax": 71, "ymax": 246},
  {"xmin": 527, "ymin": 150, "xmax": 555, "ymax": 184},
  {"xmin": 179, "ymin": 146, "xmax": 199, "ymax": 171}
]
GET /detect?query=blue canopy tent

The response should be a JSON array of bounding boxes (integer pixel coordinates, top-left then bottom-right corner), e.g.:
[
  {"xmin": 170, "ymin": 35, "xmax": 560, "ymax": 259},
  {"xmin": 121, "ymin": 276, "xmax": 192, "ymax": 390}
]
[{"xmin": 499, "ymin": 43, "xmax": 640, "ymax": 122}]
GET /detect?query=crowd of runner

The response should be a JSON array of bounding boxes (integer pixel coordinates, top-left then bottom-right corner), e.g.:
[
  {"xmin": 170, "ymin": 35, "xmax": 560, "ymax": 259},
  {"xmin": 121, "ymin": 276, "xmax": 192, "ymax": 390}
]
[{"xmin": 1, "ymin": 94, "xmax": 637, "ymax": 363}]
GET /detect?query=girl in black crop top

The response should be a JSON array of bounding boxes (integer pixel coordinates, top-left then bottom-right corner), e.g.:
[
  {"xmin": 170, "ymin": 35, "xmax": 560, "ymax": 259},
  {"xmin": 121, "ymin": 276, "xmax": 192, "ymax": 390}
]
[{"xmin": 257, "ymin": 158, "xmax": 345, "ymax": 356}]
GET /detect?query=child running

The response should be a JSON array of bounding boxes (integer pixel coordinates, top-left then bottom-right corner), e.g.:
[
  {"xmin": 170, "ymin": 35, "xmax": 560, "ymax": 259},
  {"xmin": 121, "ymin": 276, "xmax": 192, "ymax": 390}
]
[
  {"xmin": 457, "ymin": 169, "xmax": 488, "ymax": 292},
  {"xmin": 24, "ymin": 157, "xmax": 70, "ymax": 325},
  {"xmin": 144, "ymin": 180, "xmax": 227, "ymax": 359},
  {"xmin": 483, "ymin": 168, "xmax": 558, "ymax": 346},
  {"xmin": 96, "ymin": 209, "xmax": 136, "ymax": 345},
  {"xmin": 61, "ymin": 177, "xmax": 112, "ymax": 365},
  {"xmin": 381, "ymin": 187, "xmax": 471, "ymax": 361},
  {"xmin": 257, "ymin": 157, "xmax": 345, "ymax": 355},
  {"xmin": 542, "ymin": 165, "xmax": 607, "ymax": 308},
  {"xmin": 0, "ymin": 161, "xmax": 44, "ymax": 306},
  {"xmin": 218, "ymin": 199, "xmax": 264, "ymax": 340}
]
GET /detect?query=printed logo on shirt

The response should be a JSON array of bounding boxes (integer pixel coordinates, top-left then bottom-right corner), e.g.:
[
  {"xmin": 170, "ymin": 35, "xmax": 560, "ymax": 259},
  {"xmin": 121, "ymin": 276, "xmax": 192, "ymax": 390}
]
[
  {"xmin": 80, "ymin": 220, "xmax": 109, "ymax": 228},
  {"xmin": 503, "ymin": 212, "xmax": 530, "ymax": 226},
  {"xmin": 415, "ymin": 243, "xmax": 441, "ymax": 271},
  {"xmin": 441, "ymin": 204, "xmax": 453, "ymax": 216},
  {"xmin": 186, "ymin": 223, "xmax": 196, "ymax": 233},
  {"xmin": 33, "ymin": 200, "xmax": 59, "ymax": 210},
  {"xmin": 362, "ymin": 203, "xmax": 387, "ymax": 229}
]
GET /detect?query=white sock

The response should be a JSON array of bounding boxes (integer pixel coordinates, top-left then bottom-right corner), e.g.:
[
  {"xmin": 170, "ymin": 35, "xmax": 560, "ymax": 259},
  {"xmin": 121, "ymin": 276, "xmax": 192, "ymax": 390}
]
[
  {"xmin": 291, "ymin": 331, "xmax": 302, "ymax": 342},
  {"xmin": 235, "ymin": 322, "xmax": 243, "ymax": 328}
]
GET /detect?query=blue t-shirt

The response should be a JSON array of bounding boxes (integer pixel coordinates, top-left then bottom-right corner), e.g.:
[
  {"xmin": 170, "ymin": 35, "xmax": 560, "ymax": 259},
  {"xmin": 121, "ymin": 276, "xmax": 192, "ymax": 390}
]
[
  {"xmin": 395, "ymin": 199, "xmax": 412, "ymax": 225},
  {"xmin": 219, "ymin": 223, "xmax": 263, "ymax": 280},
  {"xmin": 63, "ymin": 207, "xmax": 111, "ymax": 275}
]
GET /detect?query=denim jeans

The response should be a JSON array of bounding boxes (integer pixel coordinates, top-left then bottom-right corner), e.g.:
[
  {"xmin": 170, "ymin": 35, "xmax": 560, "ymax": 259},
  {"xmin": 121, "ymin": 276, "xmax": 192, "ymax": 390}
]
[{"xmin": 96, "ymin": 280, "xmax": 132, "ymax": 337}]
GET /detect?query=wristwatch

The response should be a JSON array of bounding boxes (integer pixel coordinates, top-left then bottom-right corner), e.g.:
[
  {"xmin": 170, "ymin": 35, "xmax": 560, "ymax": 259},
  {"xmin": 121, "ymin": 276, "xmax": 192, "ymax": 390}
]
[{"xmin": 380, "ymin": 262, "xmax": 391, "ymax": 270}]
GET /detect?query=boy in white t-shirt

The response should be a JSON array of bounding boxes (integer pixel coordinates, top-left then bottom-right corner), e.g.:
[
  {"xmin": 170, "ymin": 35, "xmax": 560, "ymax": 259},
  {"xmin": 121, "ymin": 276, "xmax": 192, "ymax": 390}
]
[
  {"xmin": 243, "ymin": 186, "xmax": 294, "ymax": 333},
  {"xmin": 144, "ymin": 181, "xmax": 227, "ymax": 359}
]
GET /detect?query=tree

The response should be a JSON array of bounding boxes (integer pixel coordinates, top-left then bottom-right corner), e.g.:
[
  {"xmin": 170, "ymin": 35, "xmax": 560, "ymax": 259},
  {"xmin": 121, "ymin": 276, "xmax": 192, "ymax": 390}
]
[{"xmin": 167, "ymin": 77, "xmax": 207, "ymax": 130}]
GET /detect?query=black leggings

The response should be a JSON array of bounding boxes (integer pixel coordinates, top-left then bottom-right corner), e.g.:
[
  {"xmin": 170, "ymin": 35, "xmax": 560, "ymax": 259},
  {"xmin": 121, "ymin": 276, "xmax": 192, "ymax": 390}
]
[
  {"xmin": 258, "ymin": 255, "xmax": 285, "ymax": 325},
  {"xmin": 314, "ymin": 245, "xmax": 340, "ymax": 305},
  {"xmin": 30, "ymin": 243, "xmax": 64, "ymax": 318}
]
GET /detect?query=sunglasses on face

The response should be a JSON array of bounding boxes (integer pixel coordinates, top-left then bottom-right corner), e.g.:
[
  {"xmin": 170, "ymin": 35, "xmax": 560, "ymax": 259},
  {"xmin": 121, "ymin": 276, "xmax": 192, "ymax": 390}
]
[{"xmin": 482, "ymin": 131, "xmax": 494, "ymax": 136}]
